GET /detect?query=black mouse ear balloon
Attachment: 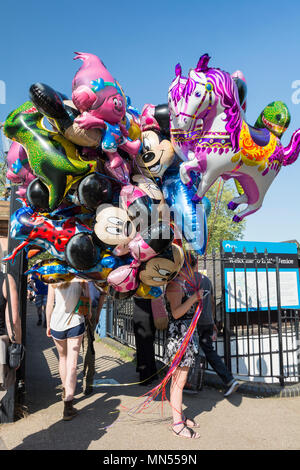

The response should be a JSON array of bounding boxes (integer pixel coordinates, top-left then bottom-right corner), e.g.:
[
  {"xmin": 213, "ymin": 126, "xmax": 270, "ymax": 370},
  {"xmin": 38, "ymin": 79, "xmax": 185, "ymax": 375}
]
[
  {"xmin": 77, "ymin": 173, "xmax": 113, "ymax": 209},
  {"xmin": 65, "ymin": 233, "xmax": 98, "ymax": 271},
  {"xmin": 26, "ymin": 178, "xmax": 50, "ymax": 212},
  {"xmin": 234, "ymin": 78, "xmax": 247, "ymax": 108},
  {"xmin": 154, "ymin": 103, "xmax": 170, "ymax": 137},
  {"xmin": 141, "ymin": 221, "xmax": 174, "ymax": 254}
]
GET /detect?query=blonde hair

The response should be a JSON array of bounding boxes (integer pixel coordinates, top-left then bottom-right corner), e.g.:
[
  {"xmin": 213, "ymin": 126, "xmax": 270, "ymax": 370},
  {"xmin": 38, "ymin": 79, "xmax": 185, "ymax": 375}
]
[
  {"xmin": 53, "ymin": 281, "xmax": 72, "ymax": 289},
  {"xmin": 53, "ymin": 279, "xmax": 85, "ymax": 290}
]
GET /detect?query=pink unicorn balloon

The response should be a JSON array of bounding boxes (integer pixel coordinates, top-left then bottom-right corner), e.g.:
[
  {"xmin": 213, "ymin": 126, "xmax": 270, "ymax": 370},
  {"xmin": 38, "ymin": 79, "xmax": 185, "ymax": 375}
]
[
  {"xmin": 72, "ymin": 52, "xmax": 141, "ymax": 181},
  {"xmin": 6, "ymin": 142, "xmax": 35, "ymax": 197},
  {"xmin": 168, "ymin": 54, "xmax": 300, "ymax": 222}
]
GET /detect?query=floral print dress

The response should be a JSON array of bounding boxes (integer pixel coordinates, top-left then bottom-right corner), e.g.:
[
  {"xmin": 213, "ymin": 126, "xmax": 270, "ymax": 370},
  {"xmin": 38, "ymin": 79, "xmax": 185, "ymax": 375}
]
[{"xmin": 164, "ymin": 281, "xmax": 199, "ymax": 368}]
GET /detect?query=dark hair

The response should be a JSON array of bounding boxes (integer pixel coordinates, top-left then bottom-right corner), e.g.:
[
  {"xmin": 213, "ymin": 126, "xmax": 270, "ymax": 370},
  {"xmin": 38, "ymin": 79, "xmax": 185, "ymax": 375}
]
[{"xmin": 183, "ymin": 251, "xmax": 198, "ymax": 269}]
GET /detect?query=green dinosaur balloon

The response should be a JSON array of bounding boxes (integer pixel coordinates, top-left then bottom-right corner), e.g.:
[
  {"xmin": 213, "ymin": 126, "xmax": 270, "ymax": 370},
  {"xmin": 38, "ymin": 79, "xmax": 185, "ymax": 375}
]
[
  {"xmin": 4, "ymin": 101, "xmax": 96, "ymax": 210},
  {"xmin": 254, "ymin": 101, "xmax": 291, "ymax": 139},
  {"xmin": 235, "ymin": 102, "xmax": 291, "ymax": 198}
]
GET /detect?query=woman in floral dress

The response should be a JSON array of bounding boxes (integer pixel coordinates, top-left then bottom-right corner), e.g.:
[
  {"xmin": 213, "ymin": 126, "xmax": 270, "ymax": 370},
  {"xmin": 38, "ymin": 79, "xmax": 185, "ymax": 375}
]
[{"xmin": 164, "ymin": 255, "xmax": 203, "ymax": 439}]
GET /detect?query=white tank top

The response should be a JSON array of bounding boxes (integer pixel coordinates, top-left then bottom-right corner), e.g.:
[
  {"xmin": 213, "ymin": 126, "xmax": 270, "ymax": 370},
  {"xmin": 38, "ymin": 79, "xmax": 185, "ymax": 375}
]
[{"xmin": 50, "ymin": 282, "xmax": 85, "ymax": 331}]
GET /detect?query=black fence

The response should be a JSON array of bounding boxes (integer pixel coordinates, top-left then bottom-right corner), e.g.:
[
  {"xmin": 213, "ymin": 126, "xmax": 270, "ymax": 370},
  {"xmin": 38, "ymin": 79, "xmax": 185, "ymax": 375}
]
[{"xmin": 106, "ymin": 246, "xmax": 300, "ymax": 386}]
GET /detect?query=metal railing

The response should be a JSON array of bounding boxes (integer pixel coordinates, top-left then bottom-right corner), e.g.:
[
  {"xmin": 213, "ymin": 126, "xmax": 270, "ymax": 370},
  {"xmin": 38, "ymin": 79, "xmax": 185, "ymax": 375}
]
[{"xmin": 106, "ymin": 247, "xmax": 300, "ymax": 385}]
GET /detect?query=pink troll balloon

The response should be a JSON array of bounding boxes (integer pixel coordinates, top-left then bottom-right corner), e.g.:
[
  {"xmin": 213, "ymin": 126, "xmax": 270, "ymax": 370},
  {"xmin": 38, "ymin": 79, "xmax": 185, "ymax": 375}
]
[{"xmin": 72, "ymin": 52, "xmax": 141, "ymax": 180}]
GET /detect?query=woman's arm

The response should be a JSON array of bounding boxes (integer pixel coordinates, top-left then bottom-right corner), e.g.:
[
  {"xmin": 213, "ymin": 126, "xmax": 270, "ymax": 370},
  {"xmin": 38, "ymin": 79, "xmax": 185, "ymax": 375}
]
[
  {"xmin": 82, "ymin": 282, "xmax": 92, "ymax": 319},
  {"xmin": 4, "ymin": 274, "xmax": 21, "ymax": 344},
  {"xmin": 45, "ymin": 285, "xmax": 55, "ymax": 337},
  {"xmin": 96, "ymin": 293, "xmax": 106, "ymax": 324},
  {"xmin": 166, "ymin": 282, "xmax": 202, "ymax": 320}
]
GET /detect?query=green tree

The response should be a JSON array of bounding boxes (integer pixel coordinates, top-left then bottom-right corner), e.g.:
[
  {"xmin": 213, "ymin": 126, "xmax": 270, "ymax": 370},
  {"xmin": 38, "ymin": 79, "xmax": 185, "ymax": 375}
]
[
  {"xmin": 205, "ymin": 179, "xmax": 246, "ymax": 253},
  {"xmin": 0, "ymin": 126, "xmax": 10, "ymax": 200},
  {"xmin": 0, "ymin": 158, "xmax": 8, "ymax": 199}
]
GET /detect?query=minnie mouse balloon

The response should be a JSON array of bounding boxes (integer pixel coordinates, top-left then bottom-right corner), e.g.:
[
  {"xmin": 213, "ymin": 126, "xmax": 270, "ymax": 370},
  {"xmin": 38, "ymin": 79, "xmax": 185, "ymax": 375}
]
[
  {"xmin": 139, "ymin": 242, "xmax": 184, "ymax": 287},
  {"xmin": 135, "ymin": 103, "xmax": 175, "ymax": 180},
  {"xmin": 107, "ymin": 222, "xmax": 174, "ymax": 293}
]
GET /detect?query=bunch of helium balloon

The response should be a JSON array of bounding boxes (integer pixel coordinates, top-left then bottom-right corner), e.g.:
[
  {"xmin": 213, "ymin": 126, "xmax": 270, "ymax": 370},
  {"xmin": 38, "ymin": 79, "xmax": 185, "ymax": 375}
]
[{"xmin": 3, "ymin": 52, "xmax": 210, "ymax": 299}]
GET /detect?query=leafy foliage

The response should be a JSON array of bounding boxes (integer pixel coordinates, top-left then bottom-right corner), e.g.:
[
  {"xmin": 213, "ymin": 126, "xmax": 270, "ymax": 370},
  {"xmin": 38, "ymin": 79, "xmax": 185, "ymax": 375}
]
[
  {"xmin": 205, "ymin": 179, "xmax": 246, "ymax": 253},
  {"xmin": 0, "ymin": 159, "xmax": 9, "ymax": 199}
]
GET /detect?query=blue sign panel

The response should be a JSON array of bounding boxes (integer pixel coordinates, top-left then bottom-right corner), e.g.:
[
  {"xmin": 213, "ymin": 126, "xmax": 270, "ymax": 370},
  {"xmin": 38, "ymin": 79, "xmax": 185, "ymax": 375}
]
[{"xmin": 222, "ymin": 240, "xmax": 300, "ymax": 312}]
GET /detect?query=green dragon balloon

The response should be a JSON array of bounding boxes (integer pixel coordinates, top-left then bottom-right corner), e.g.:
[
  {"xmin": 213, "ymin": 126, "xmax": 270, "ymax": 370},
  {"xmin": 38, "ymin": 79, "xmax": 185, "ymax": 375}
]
[
  {"xmin": 4, "ymin": 101, "xmax": 96, "ymax": 210},
  {"xmin": 235, "ymin": 101, "xmax": 291, "ymax": 197},
  {"xmin": 255, "ymin": 101, "xmax": 291, "ymax": 139}
]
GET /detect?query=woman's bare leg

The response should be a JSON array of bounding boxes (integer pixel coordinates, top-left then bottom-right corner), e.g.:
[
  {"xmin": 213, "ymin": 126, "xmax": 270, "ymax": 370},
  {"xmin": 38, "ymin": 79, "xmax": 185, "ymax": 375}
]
[
  {"xmin": 64, "ymin": 335, "xmax": 83, "ymax": 401},
  {"xmin": 170, "ymin": 367, "xmax": 189, "ymax": 425},
  {"xmin": 170, "ymin": 366, "xmax": 200, "ymax": 438},
  {"xmin": 53, "ymin": 338, "xmax": 68, "ymax": 391}
]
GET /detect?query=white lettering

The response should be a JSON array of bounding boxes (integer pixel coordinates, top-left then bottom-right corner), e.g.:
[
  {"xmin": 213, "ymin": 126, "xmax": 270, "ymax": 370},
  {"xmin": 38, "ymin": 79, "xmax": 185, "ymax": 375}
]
[
  {"xmin": 148, "ymin": 455, "xmax": 157, "ymax": 465},
  {"xmin": 103, "ymin": 455, "xmax": 138, "ymax": 467},
  {"xmin": 291, "ymin": 80, "xmax": 300, "ymax": 104},
  {"xmin": 0, "ymin": 80, "xmax": 5, "ymax": 104}
]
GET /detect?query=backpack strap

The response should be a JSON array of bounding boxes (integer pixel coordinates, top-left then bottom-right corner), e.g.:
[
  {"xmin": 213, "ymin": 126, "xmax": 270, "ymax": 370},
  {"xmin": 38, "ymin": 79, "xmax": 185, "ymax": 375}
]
[{"xmin": 5, "ymin": 274, "xmax": 16, "ymax": 343}]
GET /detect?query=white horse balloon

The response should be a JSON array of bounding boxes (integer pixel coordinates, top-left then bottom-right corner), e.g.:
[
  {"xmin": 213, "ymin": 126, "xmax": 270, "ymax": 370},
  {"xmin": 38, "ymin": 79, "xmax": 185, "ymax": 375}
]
[{"xmin": 168, "ymin": 54, "xmax": 300, "ymax": 222}]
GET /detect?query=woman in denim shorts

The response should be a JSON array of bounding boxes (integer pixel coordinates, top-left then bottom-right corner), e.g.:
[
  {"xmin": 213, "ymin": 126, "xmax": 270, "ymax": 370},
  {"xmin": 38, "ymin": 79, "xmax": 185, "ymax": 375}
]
[{"xmin": 46, "ymin": 280, "xmax": 90, "ymax": 420}]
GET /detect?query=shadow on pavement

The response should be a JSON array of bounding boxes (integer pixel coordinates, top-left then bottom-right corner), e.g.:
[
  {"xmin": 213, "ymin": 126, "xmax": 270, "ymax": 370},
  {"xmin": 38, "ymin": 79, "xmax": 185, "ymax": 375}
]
[
  {"xmin": 19, "ymin": 302, "xmax": 243, "ymax": 449},
  {"xmin": 13, "ymin": 394, "xmax": 121, "ymax": 450}
]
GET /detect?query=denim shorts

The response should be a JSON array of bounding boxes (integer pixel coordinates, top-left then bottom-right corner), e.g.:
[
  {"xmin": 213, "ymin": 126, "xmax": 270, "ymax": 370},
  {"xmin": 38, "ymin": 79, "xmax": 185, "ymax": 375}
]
[
  {"xmin": 35, "ymin": 294, "xmax": 47, "ymax": 308},
  {"xmin": 50, "ymin": 322, "xmax": 85, "ymax": 340}
]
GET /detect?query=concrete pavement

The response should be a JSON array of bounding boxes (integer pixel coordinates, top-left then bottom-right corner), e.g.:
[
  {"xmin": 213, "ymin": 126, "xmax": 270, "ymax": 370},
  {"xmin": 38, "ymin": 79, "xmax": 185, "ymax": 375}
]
[{"xmin": 0, "ymin": 302, "xmax": 300, "ymax": 450}]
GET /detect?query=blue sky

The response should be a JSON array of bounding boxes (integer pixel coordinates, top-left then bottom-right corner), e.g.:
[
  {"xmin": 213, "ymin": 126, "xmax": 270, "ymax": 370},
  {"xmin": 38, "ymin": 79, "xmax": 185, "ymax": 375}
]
[{"xmin": 1, "ymin": 0, "xmax": 300, "ymax": 244}]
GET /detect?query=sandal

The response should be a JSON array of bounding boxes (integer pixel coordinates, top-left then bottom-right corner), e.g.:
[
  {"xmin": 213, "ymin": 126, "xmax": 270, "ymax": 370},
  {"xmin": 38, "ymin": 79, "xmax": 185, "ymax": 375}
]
[
  {"xmin": 183, "ymin": 415, "xmax": 200, "ymax": 428},
  {"xmin": 171, "ymin": 421, "xmax": 200, "ymax": 439}
]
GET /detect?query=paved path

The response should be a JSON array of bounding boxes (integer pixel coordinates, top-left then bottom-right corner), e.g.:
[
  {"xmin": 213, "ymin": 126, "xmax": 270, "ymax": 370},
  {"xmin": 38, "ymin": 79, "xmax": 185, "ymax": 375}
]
[{"xmin": 0, "ymin": 303, "xmax": 300, "ymax": 450}]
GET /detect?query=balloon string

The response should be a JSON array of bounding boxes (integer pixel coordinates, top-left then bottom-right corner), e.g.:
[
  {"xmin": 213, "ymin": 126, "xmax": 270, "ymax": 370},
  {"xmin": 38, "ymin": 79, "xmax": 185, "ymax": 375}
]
[
  {"xmin": 129, "ymin": 250, "xmax": 203, "ymax": 416},
  {"xmin": 95, "ymin": 350, "xmax": 183, "ymax": 431},
  {"xmin": 93, "ymin": 360, "xmax": 169, "ymax": 388},
  {"xmin": 98, "ymin": 370, "xmax": 191, "ymax": 431},
  {"xmin": 98, "ymin": 253, "xmax": 203, "ymax": 430},
  {"xmin": 129, "ymin": 301, "xmax": 203, "ymax": 416},
  {"xmin": 133, "ymin": 160, "xmax": 164, "ymax": 201},
  {"xmin": 94, "ymin": 171, "xmax": 129, "ymax": 186},
  {"xmin": 205, "ymin": 177, "xmax": 224, "ymax": 255}
]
